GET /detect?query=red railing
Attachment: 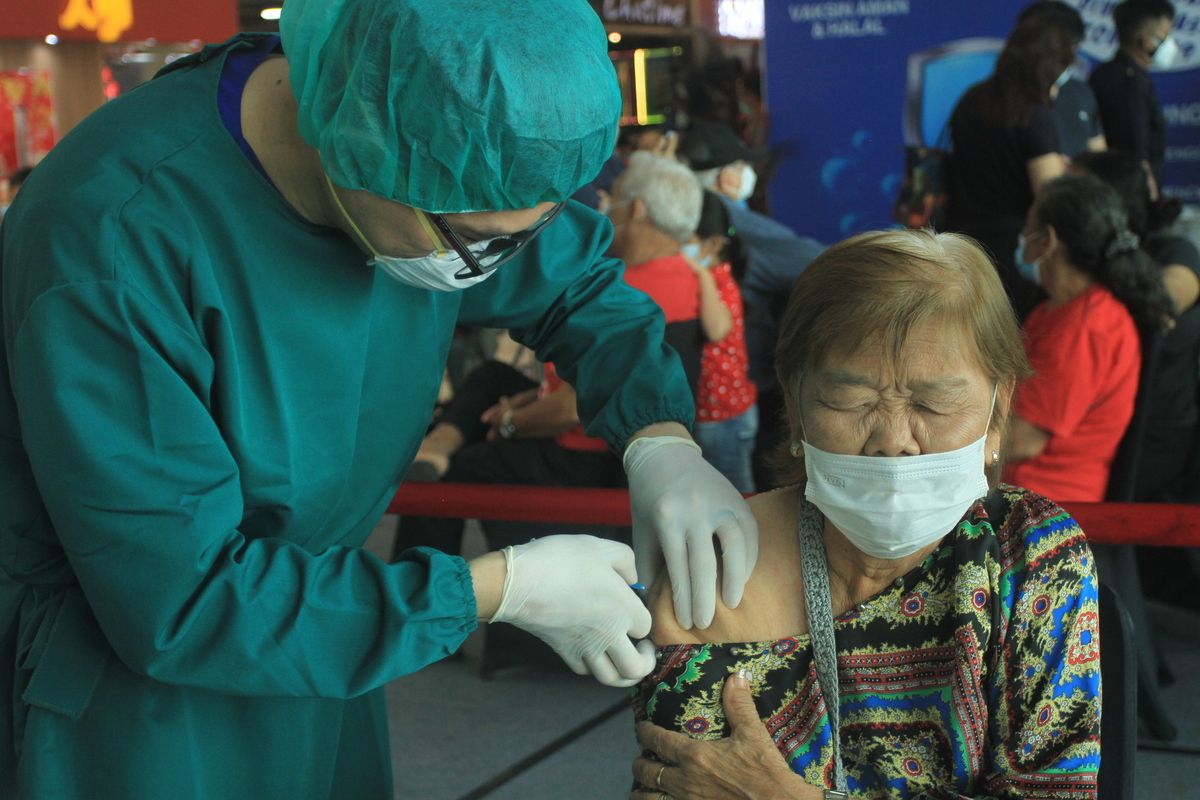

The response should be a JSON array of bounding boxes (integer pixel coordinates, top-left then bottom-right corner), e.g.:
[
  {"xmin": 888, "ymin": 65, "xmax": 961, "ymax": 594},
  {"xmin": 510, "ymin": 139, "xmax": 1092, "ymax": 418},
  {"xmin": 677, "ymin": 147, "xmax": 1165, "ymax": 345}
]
[{"xmin": 387, "ymin": 483, "xmax": 1200, "ymax": 547}]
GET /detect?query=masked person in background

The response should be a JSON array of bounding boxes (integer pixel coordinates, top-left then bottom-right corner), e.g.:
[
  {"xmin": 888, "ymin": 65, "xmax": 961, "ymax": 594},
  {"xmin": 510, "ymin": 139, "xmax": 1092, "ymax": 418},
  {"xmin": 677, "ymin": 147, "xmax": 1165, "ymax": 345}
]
[
  {"xmin": 944, "ymin": 18, "xmax": 1074, "ymax": 322},
  {"xmin": 631, "ymin": 230, "xmax": 1101, "ymax": 799},
  {"xmin": 1090, "ymin": 0, "xmax": 1178, "ymax": 199},
  {"xmin": 1005, "ymin": 174, "xmax": 1175, "ymax": 502},
  {"xmin": 1018, "ymin": 2, "xmax": 1107, "ymax": 158},
  {"xmin": 679, "ymin": 121, "xmax": 825, "ymax": 491},
  {"xmin": 0, "ymin": 1, "xmax": 760, "ymax": 797}
]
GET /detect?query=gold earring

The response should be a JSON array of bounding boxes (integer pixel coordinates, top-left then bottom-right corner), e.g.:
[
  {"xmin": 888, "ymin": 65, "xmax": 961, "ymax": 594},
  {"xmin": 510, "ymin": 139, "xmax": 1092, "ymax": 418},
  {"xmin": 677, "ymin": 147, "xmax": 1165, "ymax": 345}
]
[
  {"xmin": 789, "ymin": 442, "xmax": 801, "ymax": 457},
  {"xmin": 991, "ymin": 450, "xmax": 1000, "ymax": 465}
]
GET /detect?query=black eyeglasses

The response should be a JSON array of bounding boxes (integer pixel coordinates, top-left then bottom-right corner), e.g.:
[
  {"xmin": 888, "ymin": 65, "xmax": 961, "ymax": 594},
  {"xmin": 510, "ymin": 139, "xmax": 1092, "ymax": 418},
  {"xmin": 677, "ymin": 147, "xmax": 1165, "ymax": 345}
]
[{"xmin": 424, "ymin": 203, "xmax": 565, "ymax": 281}]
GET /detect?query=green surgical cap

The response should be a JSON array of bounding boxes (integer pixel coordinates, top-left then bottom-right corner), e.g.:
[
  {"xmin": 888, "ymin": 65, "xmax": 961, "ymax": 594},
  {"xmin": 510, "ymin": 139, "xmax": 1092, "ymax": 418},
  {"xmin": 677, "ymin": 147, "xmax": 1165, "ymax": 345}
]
[{"xmin": 281, "ymin": 0, "xmax": 621, "ymax": 213}]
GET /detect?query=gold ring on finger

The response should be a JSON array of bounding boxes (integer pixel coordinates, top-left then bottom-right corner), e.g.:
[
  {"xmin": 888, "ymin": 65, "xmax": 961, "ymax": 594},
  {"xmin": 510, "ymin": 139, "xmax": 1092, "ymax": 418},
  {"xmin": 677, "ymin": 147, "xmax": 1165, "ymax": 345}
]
[{"xmin": 655, "ymin": 763, "xmax": 667, "ymax": 790}]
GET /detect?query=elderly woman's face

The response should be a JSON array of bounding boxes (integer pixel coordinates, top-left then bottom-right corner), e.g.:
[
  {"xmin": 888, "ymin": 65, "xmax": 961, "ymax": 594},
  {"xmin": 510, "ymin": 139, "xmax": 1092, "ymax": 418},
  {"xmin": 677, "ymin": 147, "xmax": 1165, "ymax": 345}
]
[{"xmin": 800, "ymin": 319, "xmax": 995, "ymax": 457}]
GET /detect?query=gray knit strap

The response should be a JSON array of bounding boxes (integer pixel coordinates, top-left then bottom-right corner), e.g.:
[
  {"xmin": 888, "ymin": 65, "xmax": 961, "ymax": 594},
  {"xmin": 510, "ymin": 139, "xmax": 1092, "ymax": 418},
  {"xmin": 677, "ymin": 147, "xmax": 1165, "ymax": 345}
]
[{"xmin": 798, "ymin": 497, "xmax": 849, "ymax": 794}]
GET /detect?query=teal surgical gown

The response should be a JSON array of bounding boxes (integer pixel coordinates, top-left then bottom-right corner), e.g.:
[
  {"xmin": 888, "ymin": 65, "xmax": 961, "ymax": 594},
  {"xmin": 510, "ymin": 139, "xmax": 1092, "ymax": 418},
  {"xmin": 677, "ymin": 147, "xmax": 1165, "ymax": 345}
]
[{"xmin": 0, "ymin": 36, "xmax": 693, "ymax": 799}]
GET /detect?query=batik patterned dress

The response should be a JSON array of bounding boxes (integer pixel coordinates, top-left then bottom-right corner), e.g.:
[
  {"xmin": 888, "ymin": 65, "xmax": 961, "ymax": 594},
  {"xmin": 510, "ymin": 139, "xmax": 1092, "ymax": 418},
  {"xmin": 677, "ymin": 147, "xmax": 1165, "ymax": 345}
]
[{"xmin": 633, "ymin": 486, "xmax": 1101, "ymax": 799}]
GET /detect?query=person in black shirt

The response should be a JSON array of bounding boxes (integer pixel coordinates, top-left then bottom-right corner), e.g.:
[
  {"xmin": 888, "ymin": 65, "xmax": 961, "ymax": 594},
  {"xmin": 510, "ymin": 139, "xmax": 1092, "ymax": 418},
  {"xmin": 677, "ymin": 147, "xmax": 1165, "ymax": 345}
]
[
  {"xmin": 1089, "ymin": 0, "xmax": 1177, "ymax": 198},
  {"xmin": 1018, "ymin": 2, "xmax": 1107, "ymax": 158},
  {"xmin": 946, "ymin": 20, "xmax": 1074, "ymax": 321},
  {"xmin": 1072, "ymin": 150, "xmax": 1200, "ymax": 502}
]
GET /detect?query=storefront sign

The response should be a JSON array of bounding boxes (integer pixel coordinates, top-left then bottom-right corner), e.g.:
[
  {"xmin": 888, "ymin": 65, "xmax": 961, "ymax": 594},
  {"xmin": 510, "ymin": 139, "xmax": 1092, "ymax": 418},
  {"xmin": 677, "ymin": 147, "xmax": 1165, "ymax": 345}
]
[
  {"xmin": 592, "ymin": 0, "xmax": 689, "ymax": 27},
  {"xmin": 2, "ymin": 0, "xmax": 237, "ymax": 44}
]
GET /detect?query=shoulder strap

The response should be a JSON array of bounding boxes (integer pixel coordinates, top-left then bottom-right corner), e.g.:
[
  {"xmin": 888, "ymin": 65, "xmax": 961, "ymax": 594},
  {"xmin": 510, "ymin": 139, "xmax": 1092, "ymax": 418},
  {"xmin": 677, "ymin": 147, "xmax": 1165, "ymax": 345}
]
[{"xmin": 798, "ymin": 498, "xmax": 849, "ymax": 793}]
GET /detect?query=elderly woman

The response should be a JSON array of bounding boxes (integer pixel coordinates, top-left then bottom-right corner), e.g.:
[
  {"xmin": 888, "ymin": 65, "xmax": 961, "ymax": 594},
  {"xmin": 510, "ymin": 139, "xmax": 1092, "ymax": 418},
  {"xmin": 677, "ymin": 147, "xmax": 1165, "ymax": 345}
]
[{"xmin": 631, "ymin": 230, "xmax": 1102, "ymax": 799}]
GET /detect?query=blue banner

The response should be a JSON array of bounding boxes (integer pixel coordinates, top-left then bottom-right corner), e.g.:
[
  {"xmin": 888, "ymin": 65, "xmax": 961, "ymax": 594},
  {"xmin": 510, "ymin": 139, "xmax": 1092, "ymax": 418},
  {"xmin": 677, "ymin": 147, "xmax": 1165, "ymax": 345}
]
[{"xmin": 764, "ymin": 0, "xmax": 1200, "ymax": 243}]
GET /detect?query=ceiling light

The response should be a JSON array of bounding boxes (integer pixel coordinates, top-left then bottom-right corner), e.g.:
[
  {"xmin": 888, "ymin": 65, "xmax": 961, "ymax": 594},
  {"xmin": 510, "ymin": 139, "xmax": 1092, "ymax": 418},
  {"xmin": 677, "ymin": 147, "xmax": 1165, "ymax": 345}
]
[
  {"xmin": 44, "ymin": 34, "xmax": 60, "ymax": 45},
  {"xmin": 608, "ymin": 32, "xmax": 622, "ymax": 44},
  {"xmin": 261, "ymin": 7, "xmax": 283, "ymax": 21}
]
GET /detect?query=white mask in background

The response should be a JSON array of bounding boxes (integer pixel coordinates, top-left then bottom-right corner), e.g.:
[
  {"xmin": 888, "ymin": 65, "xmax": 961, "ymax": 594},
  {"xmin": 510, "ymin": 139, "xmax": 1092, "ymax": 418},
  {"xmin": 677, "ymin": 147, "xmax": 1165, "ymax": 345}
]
[
  {"xmin": 324, "ymin": 174, "xmax": 497, "ymax": 292},
  {"xmin": 680, "ymin": 241, "xmax": 715, "ymax": 268},
  {"xmin": 371, "ymin": 246, "xmax": 496, "ymax": 292},
  {"xmin": 800, "ymin": 386, "xmax": 997, "ymax": 560},
  {"xmin": 696, "ymin": 163, "xmax": 756, "ymax": 202},
  {"xmin": 734, "ymin": 162, "xmax": 757, "ymax": 201},
  {"xmin": 1151, "ymin": 35, "xmax": 1179, "ymax": 69}
]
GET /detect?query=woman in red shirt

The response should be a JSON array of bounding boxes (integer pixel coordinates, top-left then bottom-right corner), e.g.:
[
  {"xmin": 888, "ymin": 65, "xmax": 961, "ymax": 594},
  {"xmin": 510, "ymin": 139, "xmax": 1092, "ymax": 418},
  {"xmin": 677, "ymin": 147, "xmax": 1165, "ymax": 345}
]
[
  {"xmin": 1005, "ymin": 173, "xmax": 1174, "ymax": 500},
  {"xmin": 684, "ymin": 194, "xmax": 758, "ymax": 493}
]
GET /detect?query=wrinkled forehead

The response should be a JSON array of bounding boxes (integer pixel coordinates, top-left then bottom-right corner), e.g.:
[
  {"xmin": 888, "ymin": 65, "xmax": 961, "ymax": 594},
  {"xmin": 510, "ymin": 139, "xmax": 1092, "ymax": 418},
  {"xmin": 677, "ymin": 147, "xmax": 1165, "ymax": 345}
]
[{"xmin": 808, "ymin": 318, "xmax": 990, "ymax": 392}]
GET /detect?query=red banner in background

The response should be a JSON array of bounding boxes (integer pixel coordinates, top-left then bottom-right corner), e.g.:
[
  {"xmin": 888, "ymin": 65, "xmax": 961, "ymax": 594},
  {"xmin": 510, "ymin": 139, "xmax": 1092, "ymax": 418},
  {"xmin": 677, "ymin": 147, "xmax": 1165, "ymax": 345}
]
[
  {"xmin": 1, "ymin": 0, "xmax": 238, "ymax": 45},
  {"xmin": 0, "ymin": 71, "xmax": 56, "ymax": 176}
]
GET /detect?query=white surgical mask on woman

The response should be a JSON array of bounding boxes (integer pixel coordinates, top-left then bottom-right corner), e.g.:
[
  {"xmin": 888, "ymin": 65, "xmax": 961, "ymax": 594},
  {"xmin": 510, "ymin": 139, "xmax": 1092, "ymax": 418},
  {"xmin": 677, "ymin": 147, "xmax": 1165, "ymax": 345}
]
[
  {"xmin": 325, "ymin": 174, "xmax": 498, "ymax": 292},
  {"xmin": 800, "ymin": 386, "xmax": 996, "ymax": 559}
]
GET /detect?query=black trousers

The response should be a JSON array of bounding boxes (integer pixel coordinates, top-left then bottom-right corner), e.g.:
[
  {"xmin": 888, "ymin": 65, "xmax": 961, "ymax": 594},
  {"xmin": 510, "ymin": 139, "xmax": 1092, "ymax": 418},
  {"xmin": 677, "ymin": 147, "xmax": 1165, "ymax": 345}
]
[{"xmin": 392, "ymin": 361, "xmax": 626, "ymax": 559}]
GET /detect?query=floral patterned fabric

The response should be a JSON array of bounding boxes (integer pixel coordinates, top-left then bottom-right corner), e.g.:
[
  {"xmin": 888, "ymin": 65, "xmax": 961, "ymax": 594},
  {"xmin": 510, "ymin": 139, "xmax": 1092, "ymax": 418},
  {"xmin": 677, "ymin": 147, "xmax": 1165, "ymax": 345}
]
[{"xmin": 633, "ymin": 486, "xmax": 1101, "ymax": 799}]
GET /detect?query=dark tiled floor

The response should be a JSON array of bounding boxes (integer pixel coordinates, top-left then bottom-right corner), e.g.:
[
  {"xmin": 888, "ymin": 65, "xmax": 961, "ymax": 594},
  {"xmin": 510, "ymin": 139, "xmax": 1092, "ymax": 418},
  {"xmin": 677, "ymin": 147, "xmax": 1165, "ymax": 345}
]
[
  {"xmin": 1134, "ymin": 602, "xmax": 1200, "ymax": 799},
  {"xmin": 387, "ymin": 657, "xmax": 636, "ymax": 799}
]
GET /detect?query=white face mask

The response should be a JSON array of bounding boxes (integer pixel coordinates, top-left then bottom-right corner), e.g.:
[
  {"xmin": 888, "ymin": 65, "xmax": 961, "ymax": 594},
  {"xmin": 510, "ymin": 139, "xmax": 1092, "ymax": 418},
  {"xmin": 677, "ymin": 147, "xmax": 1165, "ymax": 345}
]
[
  {"xmin": 1151, "ymin": 35, "xmax": 1179, "ymax": 69},
  {"xmin": 800, "ymin": 386, "xmax": 996, "ymax": 560},
  {"xmin": 371, "ymin": 242, "xmax": 497, "ymax": 293},
  {"xmin": 325, "ymin": 174, "xmax": 498, "ymax": 292},
  {"xmin": 697, "ymin": 163, "xmax": 757, "ymax": 202},
  {"xmin": 733, "ymin": 163, "xmax": 757, "ymax": 202},
  {"xmin": 680, "ymin": 241, "xmax": 715, "ymax": 269}
]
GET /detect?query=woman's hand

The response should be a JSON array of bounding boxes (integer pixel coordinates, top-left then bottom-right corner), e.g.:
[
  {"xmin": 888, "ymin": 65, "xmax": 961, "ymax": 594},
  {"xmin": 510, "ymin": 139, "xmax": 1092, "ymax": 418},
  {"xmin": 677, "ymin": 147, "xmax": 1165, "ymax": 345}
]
[
  {"xmin": 630, "ymin": 673, "xmax": 824, "ymax": 799},
  {"xmin": 481, "ymin": 388, "xmax": 541, "ymax": 439}
]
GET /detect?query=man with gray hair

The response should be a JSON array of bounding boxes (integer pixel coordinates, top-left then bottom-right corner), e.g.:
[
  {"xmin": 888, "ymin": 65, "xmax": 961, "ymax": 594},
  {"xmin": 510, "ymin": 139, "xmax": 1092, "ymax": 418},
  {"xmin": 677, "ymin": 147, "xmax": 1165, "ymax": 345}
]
[{"xmin": 608, "ymin": 150, "xmax": 704, "ymax": 244}]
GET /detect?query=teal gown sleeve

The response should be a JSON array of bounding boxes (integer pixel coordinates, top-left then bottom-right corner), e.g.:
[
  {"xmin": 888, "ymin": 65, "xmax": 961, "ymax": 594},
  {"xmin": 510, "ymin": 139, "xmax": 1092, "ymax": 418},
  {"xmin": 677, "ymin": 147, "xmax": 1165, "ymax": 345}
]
[
  {"xmin": 11, "ymin": 280, "xmax": 476, "ymax": 698},
  {"xmin": 457, "ymin": 201, "xmax": 695, "ymax": 450}
]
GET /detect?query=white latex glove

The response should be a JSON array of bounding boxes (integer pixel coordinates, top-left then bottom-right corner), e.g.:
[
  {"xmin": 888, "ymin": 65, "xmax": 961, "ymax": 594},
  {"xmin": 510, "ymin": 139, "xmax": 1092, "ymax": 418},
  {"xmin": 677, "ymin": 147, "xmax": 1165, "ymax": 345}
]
[
  {"xmin": 624, "ymin": 435, "xmax": 759, "ymax": 630},
  {"xmin": 489, "ymin": 535, "xmax": 655, "ymax": 688}
]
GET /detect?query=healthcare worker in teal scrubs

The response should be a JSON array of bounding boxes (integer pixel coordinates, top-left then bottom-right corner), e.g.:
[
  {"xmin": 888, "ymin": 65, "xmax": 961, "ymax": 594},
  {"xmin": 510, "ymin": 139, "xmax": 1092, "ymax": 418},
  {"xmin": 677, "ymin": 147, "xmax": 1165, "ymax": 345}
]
[{"xmin": 0, "ymin": 0, "xmax": 759, "ymax": 797}]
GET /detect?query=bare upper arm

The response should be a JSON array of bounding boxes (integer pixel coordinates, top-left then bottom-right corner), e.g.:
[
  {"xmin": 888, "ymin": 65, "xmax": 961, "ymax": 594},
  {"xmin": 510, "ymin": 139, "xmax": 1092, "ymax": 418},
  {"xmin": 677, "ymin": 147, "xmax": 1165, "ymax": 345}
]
[
  {"xmin": 647, "ymin": 488, "xmax": 808, "ymax": 646},
  {"xmin": 1162, "ymin": 264, "xmax": 1200, "ymax": 316},
  {"xmin": 1027, "ymin": 152, "xmax": 1067, "ymax": 194}
]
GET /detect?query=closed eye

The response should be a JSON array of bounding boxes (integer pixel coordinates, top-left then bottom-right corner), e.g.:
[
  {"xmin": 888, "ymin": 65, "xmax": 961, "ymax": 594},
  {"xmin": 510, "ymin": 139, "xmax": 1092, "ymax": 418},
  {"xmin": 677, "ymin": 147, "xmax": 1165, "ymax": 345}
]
[
  {"xmin": 913, "ymin": 403, "xmax": 947, "ymax": 415},
  {"xmin": 820, "ymin": 399, "xmax": 875, "ymax": 412}
]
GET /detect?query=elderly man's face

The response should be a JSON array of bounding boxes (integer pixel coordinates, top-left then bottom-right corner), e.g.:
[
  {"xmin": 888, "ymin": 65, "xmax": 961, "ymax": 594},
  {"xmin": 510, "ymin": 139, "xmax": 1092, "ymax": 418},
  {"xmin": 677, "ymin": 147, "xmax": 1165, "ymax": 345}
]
[{"xmin": 799, "ymin": 319, "xmax": 997, "ymax": 458}]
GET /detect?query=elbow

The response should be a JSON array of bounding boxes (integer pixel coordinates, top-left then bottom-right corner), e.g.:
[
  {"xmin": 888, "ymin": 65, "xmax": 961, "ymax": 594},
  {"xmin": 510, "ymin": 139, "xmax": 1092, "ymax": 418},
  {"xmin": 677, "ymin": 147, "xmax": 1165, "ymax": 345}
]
[
  {"xmin": 704, "ymin": 321, "xmax": 733, "ymax": 343},
  {"xmin": 1007, "ymin": 440, "xmax": 1045, "ymax": 463},
  {"xmin": 1008, "ymin": 439, "xmax": 1046, "ymax": 464},
  {"xmin": 1007, "ymin": 415, "xmax": 1050, "ymax": 463}
]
